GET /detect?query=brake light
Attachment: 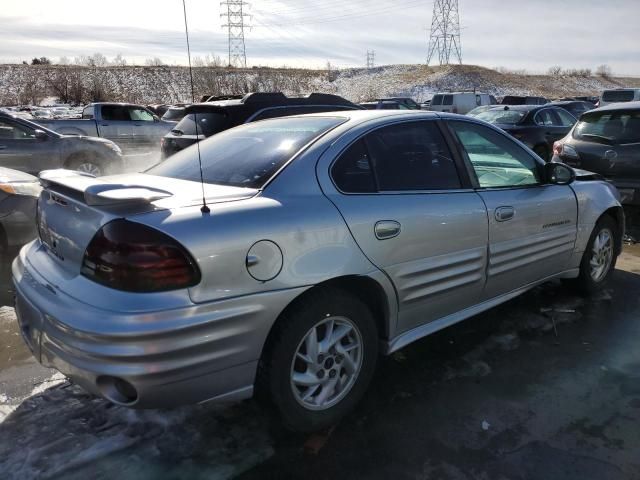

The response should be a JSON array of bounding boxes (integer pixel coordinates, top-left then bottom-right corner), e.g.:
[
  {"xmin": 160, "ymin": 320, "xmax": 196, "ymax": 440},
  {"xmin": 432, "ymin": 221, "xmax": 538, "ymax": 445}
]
[
  {"xmin": 553, "ymin": 141, "xmax": 563, "ymax": 156},
  {"xmin": 81, "ymin": 219, "xmax": 200, "ymax": 292}
]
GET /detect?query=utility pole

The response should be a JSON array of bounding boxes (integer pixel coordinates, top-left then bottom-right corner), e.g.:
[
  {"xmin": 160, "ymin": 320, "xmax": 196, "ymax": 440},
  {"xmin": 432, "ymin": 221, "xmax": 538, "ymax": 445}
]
[
  {"xmin": 221, "ymin": 0, "xmax": 249, "ymax": 68},
  {"xmin": 426, "ymin": 0, "xmax": 462, "ymax": 66},
  {"xmin": 366, "ymin": 50, "xmax": 375, "ymax": 69}
]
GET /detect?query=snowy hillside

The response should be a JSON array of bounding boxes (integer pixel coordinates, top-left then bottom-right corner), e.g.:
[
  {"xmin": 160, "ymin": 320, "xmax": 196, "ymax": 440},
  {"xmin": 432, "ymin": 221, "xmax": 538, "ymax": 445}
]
[{"xmin": 1, "ymin": 63, "xmax": 638, "ymax": 106}]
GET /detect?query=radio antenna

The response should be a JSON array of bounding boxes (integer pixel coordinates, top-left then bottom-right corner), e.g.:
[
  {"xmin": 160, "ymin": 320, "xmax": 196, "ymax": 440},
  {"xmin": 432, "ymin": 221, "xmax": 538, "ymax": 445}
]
[{"xmin": 182, "ymin": 0, "xmax": 210, "ymax": 214}]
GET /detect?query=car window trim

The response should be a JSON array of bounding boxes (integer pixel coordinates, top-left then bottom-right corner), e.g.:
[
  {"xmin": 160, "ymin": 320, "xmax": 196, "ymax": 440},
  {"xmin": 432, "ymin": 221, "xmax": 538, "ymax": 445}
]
[
  {"xmin": 327, "ymin": 118, "xmax": 472, "ymax": 195},
  {"xmin": 442, "ymin": 118, "xmax": 547, "ymax": 190}
]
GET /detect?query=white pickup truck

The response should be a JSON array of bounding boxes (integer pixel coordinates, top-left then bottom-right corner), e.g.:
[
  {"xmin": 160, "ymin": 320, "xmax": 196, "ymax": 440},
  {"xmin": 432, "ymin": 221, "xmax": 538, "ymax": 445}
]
[{"xmin": 36, "ymin": 102, "xmax": 175, "ymax": 154}]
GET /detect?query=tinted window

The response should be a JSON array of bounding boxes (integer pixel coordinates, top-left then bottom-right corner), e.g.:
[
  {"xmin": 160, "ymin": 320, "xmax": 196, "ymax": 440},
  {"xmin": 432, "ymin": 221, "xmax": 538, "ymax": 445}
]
[
  {"xmin": 175, "ymin": 112, "xmax": 228, "ymax": 136},
  {"xmin": 450, "ymin": 121, "xmax": 540, "ymax": 188},
  {"xmin": 573, "ymin": 110, "xmax": 640, "ymax": 144},
  {"xmin": 252, "ymin": 106, "xmax": 355, "ymax": 121},
  {"xmin": 554, "ymin": 108, "xmax": 577, "ymax": 127},
  {"xmin": 148, "ymin": 117, "xmax": 343, "ymax": 188},
  {"xmin": 602, "ymin": 90, "xmax": 635, "ymax": 102},
  {"xmin": 442, "ymin": 95, "xmax": 453, "ymax": 106},
  {"xmin": 431, "ymin": 95, "xmax": 443, "ymax": 106},
  {"xmin": 364, "ymin": 121, "xmax": 461, "ymax": 191},
  {"xmin": 534, "ymin": 109, "xmax": 556, "ymax": 126},
  {"xmin": 331, "ymin": 140, "xmax": 375, "ymax": 193},
  {"xmin": 129, "ymin": 107, "xmax": 155, "ymax": 121},
  {"xmin": 101, "ymin": 105, "xmax": 130, "ymax": 121},
  {"xmin": 502, "ymin": 96, "xmax": 525, "ymax": 105}
]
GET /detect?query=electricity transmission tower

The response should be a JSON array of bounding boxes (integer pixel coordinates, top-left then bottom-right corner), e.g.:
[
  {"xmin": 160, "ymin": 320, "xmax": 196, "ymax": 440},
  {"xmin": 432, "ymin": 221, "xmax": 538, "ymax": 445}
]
[
  {"xmin": 426, "ymin": 0, "xmax": 462, "ymax": 66},
  {"xmin": 221, "ymin": 0, "xmax": 249, "ymax": 68},
  {"xmin": 366, "ymin": 50, "xmax": 375, "ymax": 69}
]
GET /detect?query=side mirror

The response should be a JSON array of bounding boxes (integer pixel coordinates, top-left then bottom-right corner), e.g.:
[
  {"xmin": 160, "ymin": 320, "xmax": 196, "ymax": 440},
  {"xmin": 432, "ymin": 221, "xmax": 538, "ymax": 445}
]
[
  {"xmin": 34, "ymin": 129, "xmax": 48, "ymax": 141},
  {"xmin": 545, "ymin": 162, "xmax": 575, "ymax": 185}
]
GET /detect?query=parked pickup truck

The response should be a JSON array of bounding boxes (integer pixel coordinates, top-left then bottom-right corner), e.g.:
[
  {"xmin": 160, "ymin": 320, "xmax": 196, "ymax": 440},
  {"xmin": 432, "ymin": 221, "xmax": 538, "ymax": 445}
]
[{"xmin": 36, "ymin": 103, "xmax": 175, "ymax": 154}]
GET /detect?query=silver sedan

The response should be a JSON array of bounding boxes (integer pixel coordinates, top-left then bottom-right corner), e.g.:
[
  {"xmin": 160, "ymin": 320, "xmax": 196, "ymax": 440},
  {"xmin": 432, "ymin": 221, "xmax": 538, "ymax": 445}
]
[{"xmin": 12, "ymin": 110, "xmax": 623, "ymax": 432}]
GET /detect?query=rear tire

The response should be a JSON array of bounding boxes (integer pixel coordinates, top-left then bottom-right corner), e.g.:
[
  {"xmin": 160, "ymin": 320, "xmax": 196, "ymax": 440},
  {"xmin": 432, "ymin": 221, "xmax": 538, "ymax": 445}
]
[
  {"xmin": 570, "ymin": 216, "xmax": 618, "ymax": 294},
  {"xmin": 257, "ymin": 287, "xmax": 378, "ymax": 432}
]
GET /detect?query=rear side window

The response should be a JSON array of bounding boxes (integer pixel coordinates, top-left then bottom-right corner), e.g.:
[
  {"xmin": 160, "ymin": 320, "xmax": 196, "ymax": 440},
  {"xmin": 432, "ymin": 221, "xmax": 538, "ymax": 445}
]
[
  {"xmin": 365, "ymin": 121, "xmax": 461, "ymax": 191},
  {"xmin": 602, "ymin": 90, "xmax": 635, "ymax": 103},
  {"xmin": 148, "ymin": 117, "xmax": 343, "ymax": 188},
  {"xmin": 101, "ymin": 105, "xmax": 130, "ymax": 121},
  {"xmin": 442, "ymin": 95, "xmax": 453, "ymax": 106},
  {"xmin": 554, "ymin": 108, "xmax": 577, "ymax": 127},
  {"xmin": 331, "ymin": 140, "xmax": 376, "ymax": 193},
  {"xmin": 175, "ymin": 112, "xmax": 228, "ymax": 136}
]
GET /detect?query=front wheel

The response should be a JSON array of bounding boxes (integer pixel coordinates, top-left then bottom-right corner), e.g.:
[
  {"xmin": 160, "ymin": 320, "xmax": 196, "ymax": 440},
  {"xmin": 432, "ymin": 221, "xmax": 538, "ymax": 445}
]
[
  {"xmin": 258, "ymin": 288, "xmax": 378, "ymax": 432},
  {"xmin": 66, "ymin": 155, "xmax": 104, "ymax": 177},
  {"xmin": 572, "ymin": 216, "xmax": 618, "ymax": 293}
]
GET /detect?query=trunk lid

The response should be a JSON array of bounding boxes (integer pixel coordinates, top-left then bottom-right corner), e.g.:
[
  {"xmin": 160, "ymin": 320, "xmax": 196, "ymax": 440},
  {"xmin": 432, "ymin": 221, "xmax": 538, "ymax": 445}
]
[
  {"xmin": 566, "ymin": 140, "xmax": 640, "ymax": 180},
  {"xmin": 36, "ymin": 170, "xmax": 257, "ymax": 275}
]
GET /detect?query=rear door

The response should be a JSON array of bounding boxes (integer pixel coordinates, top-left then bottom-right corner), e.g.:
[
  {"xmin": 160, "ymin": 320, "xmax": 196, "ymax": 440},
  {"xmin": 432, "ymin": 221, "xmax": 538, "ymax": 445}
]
[
  {"xmin": 448, "ymin": 120, "xmax": 577, "ymax": 299},
  {"xmin": 323, "ymin": 119, "xmax": 489, "ymax": 334},
  {"xmin": 128, "ymin": 105, "xmax": 158, "ymax": 151},
  {"xmin": 97, "ymin": 105, "xmax": 133, "ymax": 151},
  {"xmin": 533, "ymin": 108, "xmax": 568, "ymax": 148}
]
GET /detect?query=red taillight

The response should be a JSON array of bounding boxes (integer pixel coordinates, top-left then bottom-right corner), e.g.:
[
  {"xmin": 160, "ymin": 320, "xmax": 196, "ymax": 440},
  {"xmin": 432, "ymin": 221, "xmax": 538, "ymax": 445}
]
[
  {"xmin": 81, "ymin": 219, "xmax": 200, "ymax": 292},
  {"xmin": 553, "ymin": 141, "xmax": 563, "ymax": 156}
]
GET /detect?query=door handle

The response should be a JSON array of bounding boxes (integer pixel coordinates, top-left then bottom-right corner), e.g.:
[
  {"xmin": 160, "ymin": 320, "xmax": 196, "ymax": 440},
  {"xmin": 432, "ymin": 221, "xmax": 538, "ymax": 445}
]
[
  {"xmin": 375, "ymin": 220, "xmax": 401, "ymax": 240},
  {"xmin": 495, "ymin": 206, "xmax": 515, "ymax": 222}
]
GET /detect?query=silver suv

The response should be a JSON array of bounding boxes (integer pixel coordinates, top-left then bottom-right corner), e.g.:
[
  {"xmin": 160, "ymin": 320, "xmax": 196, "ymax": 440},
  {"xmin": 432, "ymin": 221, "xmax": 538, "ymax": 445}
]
[{"xmin": 13, "ymin": 111, "xmax": 623, "ymax": 432}]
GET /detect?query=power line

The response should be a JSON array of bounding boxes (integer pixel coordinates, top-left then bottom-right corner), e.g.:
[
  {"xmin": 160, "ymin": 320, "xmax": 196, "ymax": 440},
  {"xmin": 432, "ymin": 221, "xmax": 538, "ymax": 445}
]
[
  {"xmin": 426, "ymin": 0, "xmax": 462, "ymax": 66},
  {"xmin": 221, "ymin": 0, "xmax": 249, "ymax": 67}
]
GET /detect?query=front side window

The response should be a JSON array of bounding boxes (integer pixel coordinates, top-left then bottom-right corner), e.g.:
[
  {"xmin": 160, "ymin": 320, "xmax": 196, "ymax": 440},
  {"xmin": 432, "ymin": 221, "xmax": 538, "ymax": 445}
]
[
  {"xmin": 82, "ymin": 106, "xmax": 94, "ymax": 119},
  {"xmin": 364, "ymin": 121, "xmax": 461, "ymax": 191},
  {"xmin": 0, "ymin": 119, "xmax": 35, "ymax": 139},
  {"xmin": 149, "ymin": 116, "xmax": 343, "ymax": 188},
  {"xmin": 450, "ymin": 121, "xmax": 541, "ymax": 188},
  {"xmin": 431, "ymin": 95, "xmax": 443, "ymax": 106},
  {"xmin": 442, "ymin": 95, "xmax": 454, "ymax": 106},
  {"xmin": 129, "ymin": 107, "xmax": 154, "ymax": 122}
]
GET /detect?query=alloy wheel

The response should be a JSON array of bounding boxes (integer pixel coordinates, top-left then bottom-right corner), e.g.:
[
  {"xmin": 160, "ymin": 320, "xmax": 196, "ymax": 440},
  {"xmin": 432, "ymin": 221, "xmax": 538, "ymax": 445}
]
[{"xmin": 590, "ymin": 228, "xmax": 614, "ymax": 282}]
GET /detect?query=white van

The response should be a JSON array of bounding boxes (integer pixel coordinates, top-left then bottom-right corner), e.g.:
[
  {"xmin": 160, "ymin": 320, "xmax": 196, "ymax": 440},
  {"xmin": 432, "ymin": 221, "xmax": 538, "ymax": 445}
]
[
  {"xmin": 600, "ymin": 88, "xmax": 640, "ymax": 107},
  {"xmin": 429, "ymin": 92, "xmax": 498, "ymax": 114}
]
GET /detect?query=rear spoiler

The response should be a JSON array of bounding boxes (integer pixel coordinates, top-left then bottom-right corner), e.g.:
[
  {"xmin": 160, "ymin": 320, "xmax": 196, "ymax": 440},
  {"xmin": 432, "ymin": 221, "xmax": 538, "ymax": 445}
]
[{"xmin": 38, "ymin": 169, "xmax": 173, "ymax": 206}]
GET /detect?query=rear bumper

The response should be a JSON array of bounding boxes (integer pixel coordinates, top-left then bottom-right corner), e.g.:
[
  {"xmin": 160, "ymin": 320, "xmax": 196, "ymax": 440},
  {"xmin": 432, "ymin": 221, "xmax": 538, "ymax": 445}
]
[{"xmin": 12, "ymin": 244, "xmax": 307, "ymax": 408}]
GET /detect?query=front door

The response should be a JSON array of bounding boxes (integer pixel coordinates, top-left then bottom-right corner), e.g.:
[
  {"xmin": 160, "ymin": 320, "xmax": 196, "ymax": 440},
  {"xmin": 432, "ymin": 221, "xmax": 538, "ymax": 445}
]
[
  {"xmin": 0, "ymin": 118, "xmax": 53, "ymax": 174},
  {"xmin": 322, "ymin": 119, "xmax": 489, "ymax": 334},
  {"xmin": 98, "ymin": 105, "xmax": 133, "ymax": 152},
  {"xmin": 448, "ymin": 120, "xmax": 578, "ymax": 299}
]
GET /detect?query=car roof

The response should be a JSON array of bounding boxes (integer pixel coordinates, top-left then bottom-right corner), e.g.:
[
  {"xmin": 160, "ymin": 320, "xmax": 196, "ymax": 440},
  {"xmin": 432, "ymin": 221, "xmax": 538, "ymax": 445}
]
[{"xmin": 593, "ymin": 100, "xmax": 640, "ymax": 112}]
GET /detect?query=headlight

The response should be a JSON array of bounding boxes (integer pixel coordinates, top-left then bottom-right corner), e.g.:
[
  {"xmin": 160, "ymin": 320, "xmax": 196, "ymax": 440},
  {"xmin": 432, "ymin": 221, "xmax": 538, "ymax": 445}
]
[{"xmin": 0, "ymin": 181, "xmax": 42, "ymax": 197}]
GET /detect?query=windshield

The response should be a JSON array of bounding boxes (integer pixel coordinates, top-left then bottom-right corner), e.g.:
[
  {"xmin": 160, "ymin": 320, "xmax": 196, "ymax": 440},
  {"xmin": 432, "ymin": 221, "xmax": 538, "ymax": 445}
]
[
  {"xmin": 602, "ymin": 90, "xmax": 635, "ymax": 103},
  {"xmin": 573, "ymin": 110, "xmax": 640, "ymax": 144},
  {"xmin": 474, "ymin": 108, "xmax": 527, "ymax": 125},
  {"xmin": 148, "ymin": 116, "xmax": 344, "ymax": 188},
  {"xmin": 173, "ymin": 112, "xmax": 229, "ymax": 136}
]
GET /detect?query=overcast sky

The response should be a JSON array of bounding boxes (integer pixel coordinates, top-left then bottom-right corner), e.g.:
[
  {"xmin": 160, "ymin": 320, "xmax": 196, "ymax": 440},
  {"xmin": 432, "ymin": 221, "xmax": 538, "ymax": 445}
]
[{"xmin": 1, "ymin": 0, "xmax": 639, "ymax": 74}]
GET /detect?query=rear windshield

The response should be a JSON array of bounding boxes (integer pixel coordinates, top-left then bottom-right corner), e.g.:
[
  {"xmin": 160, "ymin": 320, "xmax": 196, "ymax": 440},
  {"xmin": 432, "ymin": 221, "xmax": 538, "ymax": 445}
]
[
  {"xmin": 501, "ymin": 96, "xmax": 525, "ymax": 105},
  {"xmin": 474, "ymin": 108, "xmax": 527, "ymax": 125},
  {"xmin": 148, "ymin": 117, "xmax": 344, "ymax": 188},
  {"xmin": 602, "ymin": 90, "xmax": 635, "ymax": 103},
  {"xmin": 573, "ymin": 110, "xmax": 640, "ymax": 144},
  {"xmin": 174, "ymin": 112, "xmax": 228, "ymax": 136}
]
